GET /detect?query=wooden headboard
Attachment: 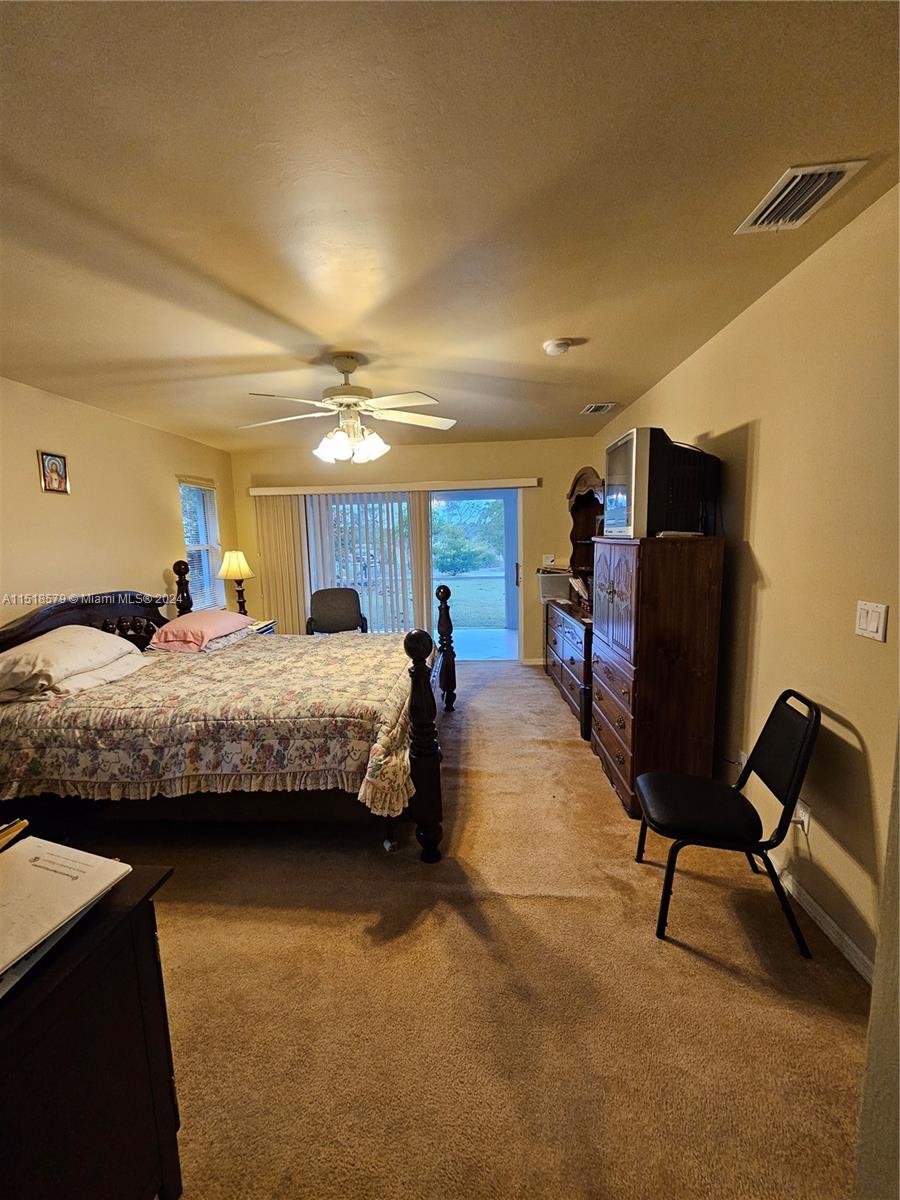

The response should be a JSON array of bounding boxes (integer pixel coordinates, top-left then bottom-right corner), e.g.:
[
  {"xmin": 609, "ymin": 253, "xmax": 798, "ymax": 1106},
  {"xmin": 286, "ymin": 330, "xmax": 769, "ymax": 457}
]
[{"xmin": 0, "ymin": 561, "xmax": 194, "ymax": 654}]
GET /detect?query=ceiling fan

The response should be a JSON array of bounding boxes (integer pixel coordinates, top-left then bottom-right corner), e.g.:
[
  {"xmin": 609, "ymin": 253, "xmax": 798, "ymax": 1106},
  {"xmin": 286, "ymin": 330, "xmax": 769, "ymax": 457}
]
[{"xmin": 240, "ymin": 352, "xmax": 458, "ymax": 464}]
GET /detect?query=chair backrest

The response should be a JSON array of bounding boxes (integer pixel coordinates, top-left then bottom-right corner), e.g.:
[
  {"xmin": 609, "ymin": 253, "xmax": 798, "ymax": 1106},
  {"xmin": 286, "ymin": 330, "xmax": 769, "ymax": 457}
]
[
  {"xmin": 736, "ymin": 689, "xmax": 821, "ymax": 845},
  {"xmin": 308, "ymin": 588, "xmax": 365, "ymax": 634}
]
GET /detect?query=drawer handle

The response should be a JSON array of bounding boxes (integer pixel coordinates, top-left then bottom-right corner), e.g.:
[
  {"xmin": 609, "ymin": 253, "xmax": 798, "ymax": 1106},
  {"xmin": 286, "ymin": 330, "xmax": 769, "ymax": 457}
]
[
  {"xmin": 568, "ymin": 656, "xmax": 576, "ymax": 666},
  {"xmin": 604, "ymin": 666, "xmax": 613, "ymax": 680},
  {"xmin": 614, "ymin": 751, "xmax": 625, "ymax": 768},
  {"xmin": 615, "ymin": 716, "xmax": 626, "ymax": 731}
]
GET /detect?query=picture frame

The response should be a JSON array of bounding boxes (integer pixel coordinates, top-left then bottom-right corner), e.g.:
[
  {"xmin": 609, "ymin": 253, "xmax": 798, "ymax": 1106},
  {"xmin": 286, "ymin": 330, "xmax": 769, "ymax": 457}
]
[{"xmin": 37, "ymin": 451, "xmax": 70, "ymax": 494}]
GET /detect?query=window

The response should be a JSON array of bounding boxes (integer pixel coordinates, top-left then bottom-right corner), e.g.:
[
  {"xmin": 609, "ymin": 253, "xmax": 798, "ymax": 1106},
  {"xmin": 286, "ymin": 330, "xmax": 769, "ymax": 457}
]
[
  {"xmin": 305, "ymin": 492, "xmax": 414, "ymax": 632},
  {"xmin": 179, "ymin": 482, "xmax": 224, "ymax": 609}
]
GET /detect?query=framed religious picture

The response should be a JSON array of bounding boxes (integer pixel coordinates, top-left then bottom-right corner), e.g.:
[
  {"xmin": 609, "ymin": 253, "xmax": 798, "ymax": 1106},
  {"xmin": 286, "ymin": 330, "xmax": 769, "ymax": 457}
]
[{"xmin": 37, "ymin": 451, "xmax": 70, "ymax": 494}]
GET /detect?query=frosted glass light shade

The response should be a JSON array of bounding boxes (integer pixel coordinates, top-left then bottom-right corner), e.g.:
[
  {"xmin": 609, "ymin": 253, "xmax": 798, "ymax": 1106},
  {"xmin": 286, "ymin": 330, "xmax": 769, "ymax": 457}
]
[
  {"xmin": 218, "ymin": 550, "xmax": 254, "ymax": 580},
  {"xmin": 312, "ymin": 435, "xmax": 336, "ymax": 462},
  {"xmin": 313, "ymin": 423, "xmax": 390, "ymax": 464},
  {"xmin": 352, "ymin": 429, "xmax": 390, "ymax": 463}
]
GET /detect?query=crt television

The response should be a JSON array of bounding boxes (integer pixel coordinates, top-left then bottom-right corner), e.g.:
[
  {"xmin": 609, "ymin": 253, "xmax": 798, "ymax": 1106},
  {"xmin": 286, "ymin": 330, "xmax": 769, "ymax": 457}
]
[{"xmin": 604, "ymin": 427, "xmax": 720, "ymax": 538}]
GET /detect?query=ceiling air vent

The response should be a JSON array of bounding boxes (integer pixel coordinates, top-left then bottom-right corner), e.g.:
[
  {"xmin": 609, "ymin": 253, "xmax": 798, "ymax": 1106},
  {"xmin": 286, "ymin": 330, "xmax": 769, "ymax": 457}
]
[
  {"xmin": 581, "ymin": 403, "xmax": 616, "ymax": 415},
  {"xmin": 734, "ymin": 161, "xmax": 866, "ymax": 234}
]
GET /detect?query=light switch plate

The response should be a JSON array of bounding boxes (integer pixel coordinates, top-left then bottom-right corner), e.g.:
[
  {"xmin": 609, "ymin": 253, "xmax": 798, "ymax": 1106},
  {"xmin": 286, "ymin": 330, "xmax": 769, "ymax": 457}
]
[
  {"xmin": 855, "ymin": 601, "xmax": 888, "ymax": 642},
  {"xmin": 542, "ymin": 554, "xmax": 556, "ymax": 567}
]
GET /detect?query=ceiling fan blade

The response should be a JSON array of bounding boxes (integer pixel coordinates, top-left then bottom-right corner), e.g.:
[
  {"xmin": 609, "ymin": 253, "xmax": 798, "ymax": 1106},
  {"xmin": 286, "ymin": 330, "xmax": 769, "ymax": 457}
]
[
  {"xmin": 248, "ymin": 392, "xmax": 332, "ymax": 409},
  {"xmin": 238, "ymin": 412, "xmax": 333, "ymax": 430},
  {"xmin": 370, "ymin": 409, "xmax": 457, "ymax": 430},
  {"xmin": 366, "ymin": 391, "xmax": 438, "ymax": 409}
]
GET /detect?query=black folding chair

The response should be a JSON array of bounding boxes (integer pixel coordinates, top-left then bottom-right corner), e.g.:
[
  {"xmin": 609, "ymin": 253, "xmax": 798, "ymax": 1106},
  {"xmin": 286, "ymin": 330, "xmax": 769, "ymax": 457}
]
[
  {"xmin": 306, "ymin": 588, "xmax": 369, "ymax": 634},
  {"xmin": 635, "ymin": 690, "xmax": 821, "ymax": 957}
]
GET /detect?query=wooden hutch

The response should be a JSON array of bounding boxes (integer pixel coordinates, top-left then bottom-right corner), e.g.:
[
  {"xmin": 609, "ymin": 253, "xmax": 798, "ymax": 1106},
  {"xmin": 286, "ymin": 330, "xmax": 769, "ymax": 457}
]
[
  {"xmin": 544, "ymin": 468, "xmax": 603, "ymax": 740},
  {"xmin": 544, "ymin": 467, "xmax": 725, "ymax": 815},
  {"xmin": 590, "ymin": 535, "xmax": 725, "ymax": 817}
]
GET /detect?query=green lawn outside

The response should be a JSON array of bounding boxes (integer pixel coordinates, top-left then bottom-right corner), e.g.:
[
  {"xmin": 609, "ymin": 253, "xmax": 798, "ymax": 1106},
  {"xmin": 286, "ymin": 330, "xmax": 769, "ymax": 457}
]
[{"xmin": 435, "ymin": 574, "xmax": 508, "ymax": 628}]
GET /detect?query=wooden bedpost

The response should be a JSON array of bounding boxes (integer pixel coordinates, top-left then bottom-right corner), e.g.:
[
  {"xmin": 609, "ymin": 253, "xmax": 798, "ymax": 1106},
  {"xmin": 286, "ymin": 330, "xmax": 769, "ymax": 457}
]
[
  {"xmin": 435, "ymin": 584, "xmax": 457, "ymax": 712},
  {"xmin": 404, "ymin": 628, "xmax": 443, "ymax": 863},
  {"xmin": 172, "ymin": 560, "xmax": 193, "ymax": 616}
]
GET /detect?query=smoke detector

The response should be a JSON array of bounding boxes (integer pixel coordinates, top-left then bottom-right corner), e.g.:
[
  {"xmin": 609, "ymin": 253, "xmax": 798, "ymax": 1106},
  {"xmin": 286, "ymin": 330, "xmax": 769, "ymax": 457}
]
[
  {"xmin": 543, "ymin": 338, "xmax": 574, "ymax": 356},
  {"xmin": 734, "ymin": 161, "xmax": 866, "ymax": 234},
  {"xmin": 580, "ymin": 403, "xmax": 617, "ymax": 415}
]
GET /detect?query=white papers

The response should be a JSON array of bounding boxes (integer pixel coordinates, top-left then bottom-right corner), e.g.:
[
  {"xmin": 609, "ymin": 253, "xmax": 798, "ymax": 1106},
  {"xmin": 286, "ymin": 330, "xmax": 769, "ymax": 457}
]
[{"xmin": 0, "ymin": 837, "xmax": 132, "ymax": 988}]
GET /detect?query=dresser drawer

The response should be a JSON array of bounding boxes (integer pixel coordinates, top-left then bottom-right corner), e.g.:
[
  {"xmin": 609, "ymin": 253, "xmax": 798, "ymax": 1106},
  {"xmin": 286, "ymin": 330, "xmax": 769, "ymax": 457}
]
[
  {"xmin": 547, "ymin": 605, "xmax": 566, "ymax": 635},
  {"xmin": 559, "ymin": 658, "xmax": 583, "ymax": 714},
  {"xmin": 547, "ymin": 645, "xmax": 562, "ymax": 684},
  {"xmin": 562, "ymin": 616, "xmax": 585, "ymax": 656},
  {"xmin": 561, "ymin": 632, "xmax": 586, "ymax": 680},
  {"xmin": 591, "ymin": 727, "xmax": 637, "ymax": 817},
  {"xmin": 546, "ymin": 623, "xmax": 565, "ymax": 660},
  {"xmin": 592, "ymin": 705, "xmax": 633, "ymax": 785},
  {"xmin": 592, "ymin": 676, "xmax": 633, "ymax": 751},
  {"xmin": 591, "ymin": 645, "xmax": 635, "ymax": 712}
]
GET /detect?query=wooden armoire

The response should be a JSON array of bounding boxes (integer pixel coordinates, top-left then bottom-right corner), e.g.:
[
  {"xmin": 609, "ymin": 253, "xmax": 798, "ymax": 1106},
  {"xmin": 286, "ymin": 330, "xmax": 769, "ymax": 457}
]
[{"xmin": 590, "ymin": 535, "xmax": 725, "ymax": 817}]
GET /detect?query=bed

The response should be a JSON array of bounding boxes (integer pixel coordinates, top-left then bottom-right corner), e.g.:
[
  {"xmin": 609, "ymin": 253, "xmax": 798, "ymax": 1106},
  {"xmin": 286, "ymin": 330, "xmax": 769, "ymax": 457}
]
[{"xmin": 0, "ymin": 564, "xmax": 457, "ymax": 862}]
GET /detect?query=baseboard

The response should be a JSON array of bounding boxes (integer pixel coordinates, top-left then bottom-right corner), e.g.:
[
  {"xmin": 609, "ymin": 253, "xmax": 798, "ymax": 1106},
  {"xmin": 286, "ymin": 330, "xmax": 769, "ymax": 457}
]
[
  {"xmin": 780, "ymin": 869, "xmax": 874, "ymax": 983},
  {"xmin": 520, "ymin": 658, "xmax": 544, "ymax": 666}
]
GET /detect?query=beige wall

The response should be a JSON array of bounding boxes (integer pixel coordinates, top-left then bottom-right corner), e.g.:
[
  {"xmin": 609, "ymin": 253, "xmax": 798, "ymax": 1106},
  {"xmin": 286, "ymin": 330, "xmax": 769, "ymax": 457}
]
[
  {"xmin": 0, "ymin": 377, "xmax": 237, "ymax": 622},
  {"xmin": 854, "ymin": 769, "xmax": 899, "ymax": 1199},
  {"xmin": 229, "ymin": 436, "xmax": 597, "ymax": 661},
  {"xmin": 592, "ymin": 188, "xmax": 899, "ymax": 961}
]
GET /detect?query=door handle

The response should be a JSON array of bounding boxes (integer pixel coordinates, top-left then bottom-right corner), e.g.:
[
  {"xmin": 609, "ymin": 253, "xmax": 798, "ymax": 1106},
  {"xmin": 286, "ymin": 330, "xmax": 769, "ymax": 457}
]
[{"xmin": 515, "ymin": 562, "xmax": 521, "ymax": 587}]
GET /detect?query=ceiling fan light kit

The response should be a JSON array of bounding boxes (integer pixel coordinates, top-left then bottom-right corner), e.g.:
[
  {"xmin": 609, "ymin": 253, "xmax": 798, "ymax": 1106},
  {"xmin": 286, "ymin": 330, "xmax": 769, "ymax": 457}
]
[
  {"xmin": 312, "ymin": 412, "xmax": 390, "ymax": 464},
  {"xmin": 242, "ymin": 351, "xmax": 456, "ymax": 463}
]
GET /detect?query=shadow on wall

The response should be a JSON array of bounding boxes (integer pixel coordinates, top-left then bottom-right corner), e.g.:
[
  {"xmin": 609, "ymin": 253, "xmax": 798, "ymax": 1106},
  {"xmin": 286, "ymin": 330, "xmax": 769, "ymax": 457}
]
[
  {"xmin": 694, "ymin": 421, "xmax": 763, "ymax": 775},
  {"xmin": 785, "ymin": 708, "xmax": 881, "ymax": 955}
]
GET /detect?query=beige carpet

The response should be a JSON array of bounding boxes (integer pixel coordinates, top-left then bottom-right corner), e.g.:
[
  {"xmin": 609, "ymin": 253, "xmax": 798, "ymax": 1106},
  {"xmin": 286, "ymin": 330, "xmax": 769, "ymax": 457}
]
[{"xmin": 87, "ymin": 663, "xmax": 870, "ymax": 1200}]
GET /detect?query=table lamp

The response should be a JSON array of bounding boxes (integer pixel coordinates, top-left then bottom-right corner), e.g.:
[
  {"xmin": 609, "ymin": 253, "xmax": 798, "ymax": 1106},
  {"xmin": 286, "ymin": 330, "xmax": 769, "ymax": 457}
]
[{"xmin": 217, "ymin": 550, "xmax": 254, "ymax": 615}]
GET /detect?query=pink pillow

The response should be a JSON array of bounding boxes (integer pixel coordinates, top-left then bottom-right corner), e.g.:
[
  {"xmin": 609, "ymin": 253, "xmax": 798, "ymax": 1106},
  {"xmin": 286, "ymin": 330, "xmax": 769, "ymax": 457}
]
[{"xmin": 149, "ymin": 609, "xmax": 254, "ymax": 653}]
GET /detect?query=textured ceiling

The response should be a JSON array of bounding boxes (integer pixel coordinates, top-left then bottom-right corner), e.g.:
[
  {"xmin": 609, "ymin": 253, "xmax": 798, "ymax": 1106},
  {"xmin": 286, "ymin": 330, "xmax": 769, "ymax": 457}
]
[{"xmin": 0, "ymin": 2, "xmax": 897, "ymax": 452}]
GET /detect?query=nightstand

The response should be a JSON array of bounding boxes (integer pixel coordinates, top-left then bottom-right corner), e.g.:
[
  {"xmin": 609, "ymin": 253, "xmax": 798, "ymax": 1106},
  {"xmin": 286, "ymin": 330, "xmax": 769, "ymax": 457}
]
[{"xmin": 248, "ymin": 618, "xmax": 277, "ymax": 635}]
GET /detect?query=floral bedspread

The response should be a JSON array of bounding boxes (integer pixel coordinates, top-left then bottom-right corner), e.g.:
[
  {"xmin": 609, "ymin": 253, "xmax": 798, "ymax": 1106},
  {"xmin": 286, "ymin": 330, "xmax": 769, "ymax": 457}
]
[{"xmin": 0, "ymin": 633, "xmax": 416, "ymax": 817}]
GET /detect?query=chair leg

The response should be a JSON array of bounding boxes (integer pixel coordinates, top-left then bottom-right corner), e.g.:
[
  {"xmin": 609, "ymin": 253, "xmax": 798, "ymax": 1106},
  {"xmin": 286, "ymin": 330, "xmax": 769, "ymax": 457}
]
[
  {"xmin": 759, "ymin": 852, "xmax": 812, "ymax": 958},
  {"xmin": 635, "ymin": 818, "xmax": 648, "ymax": 863},
  {"xmin": 656, "ymin": 841, "xmax": 687, "ymax": 940},
  {"xmin": 745, "ymin": 851, "xmax": 761, "ymax": 874}
]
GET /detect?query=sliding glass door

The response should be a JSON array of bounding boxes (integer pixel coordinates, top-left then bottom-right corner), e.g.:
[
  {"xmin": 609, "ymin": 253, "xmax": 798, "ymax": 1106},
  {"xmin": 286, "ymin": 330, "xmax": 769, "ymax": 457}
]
[{"xmin": 431, "ymin": 489, "xmax": 519, "ymax": 660}]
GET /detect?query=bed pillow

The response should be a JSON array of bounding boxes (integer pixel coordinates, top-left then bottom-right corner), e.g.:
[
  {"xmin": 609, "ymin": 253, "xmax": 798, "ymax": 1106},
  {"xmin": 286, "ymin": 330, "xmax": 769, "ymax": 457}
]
[
  {"xmin": 148, "ymin": 609, "xmax": 254, "ymax": 653},
  {"xmin": 201, "ymin": 625, "xmax": 256, "ymax": 653},
  {"xmin": 0, "ymin": 624, "xmax": 145, "ymax": 702}
]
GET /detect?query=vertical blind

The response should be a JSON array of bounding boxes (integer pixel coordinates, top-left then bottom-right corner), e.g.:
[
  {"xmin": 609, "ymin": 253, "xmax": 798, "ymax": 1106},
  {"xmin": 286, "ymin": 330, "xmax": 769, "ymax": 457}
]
[
  {"xmin": 253, "ymin": 494, "xmax": 309, "ymax": 634},
  {"xmin": 305, "ymin": 492, "xmax": 415, "ymax": 633}
]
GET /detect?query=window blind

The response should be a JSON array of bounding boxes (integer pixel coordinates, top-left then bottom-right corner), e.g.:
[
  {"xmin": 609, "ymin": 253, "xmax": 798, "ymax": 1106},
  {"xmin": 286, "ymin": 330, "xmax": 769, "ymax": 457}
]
[
  {"xmin": 305, "ymin": 492, "xmax": 415, "ymax": 633},
  {"xmin": 179, "ymin": 483, "xmax": 224, "ymax": 610}
]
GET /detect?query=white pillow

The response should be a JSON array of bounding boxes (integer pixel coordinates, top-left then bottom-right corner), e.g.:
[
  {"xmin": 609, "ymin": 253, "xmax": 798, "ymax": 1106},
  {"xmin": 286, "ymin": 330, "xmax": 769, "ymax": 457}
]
[{"xmin": 0, "ymin": 625, "xmax": 145, "ymax": 702}]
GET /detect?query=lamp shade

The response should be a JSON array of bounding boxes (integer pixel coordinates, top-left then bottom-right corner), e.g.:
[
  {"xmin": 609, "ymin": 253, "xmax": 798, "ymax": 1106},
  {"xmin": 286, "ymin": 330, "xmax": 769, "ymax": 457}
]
[{"xmin": 217, "ymin": 550, "xmax": 254, "ymax": 581}]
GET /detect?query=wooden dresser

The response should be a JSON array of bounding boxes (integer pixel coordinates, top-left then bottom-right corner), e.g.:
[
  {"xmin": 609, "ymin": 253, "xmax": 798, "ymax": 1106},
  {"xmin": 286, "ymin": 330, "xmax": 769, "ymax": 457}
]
[
  {"xmin": 545, "ymin": 599, "xmax": 592, "ymax": 740},
  {"xmin": 590, "ymin": 535, "xmax": 725, "ymax": 817}
]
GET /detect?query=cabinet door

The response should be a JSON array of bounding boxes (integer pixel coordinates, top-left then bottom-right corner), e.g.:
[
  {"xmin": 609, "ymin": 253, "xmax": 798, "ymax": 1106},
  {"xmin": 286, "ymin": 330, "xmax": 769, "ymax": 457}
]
[
  {"xmin": 592, "ymin": 541, "xmax": 612, "ymax": 646},
  {"xmin": 609, "ymin": 543, "xmax": 639, "ymax": 663}
]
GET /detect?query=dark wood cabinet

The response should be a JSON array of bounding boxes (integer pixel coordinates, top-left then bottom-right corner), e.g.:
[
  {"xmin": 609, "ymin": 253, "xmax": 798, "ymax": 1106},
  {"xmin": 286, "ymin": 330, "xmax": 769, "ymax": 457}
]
[
  {"xmin": 0, "ymin": 866, "xmax": 181, "ymax": 1200},
  {"xmin": 590, "ymin": 536, "xmax": 725, "ymax": 817},
  {"xmin": 544, "ymin": 599, "xmax": 592, "ymax": 739}
]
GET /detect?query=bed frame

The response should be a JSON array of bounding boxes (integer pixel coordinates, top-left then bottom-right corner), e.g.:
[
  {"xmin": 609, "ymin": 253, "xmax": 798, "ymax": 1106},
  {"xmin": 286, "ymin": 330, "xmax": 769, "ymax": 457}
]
[{"xmin": 0, "ymin": 563, "xmax": 457, "ymax": 863}]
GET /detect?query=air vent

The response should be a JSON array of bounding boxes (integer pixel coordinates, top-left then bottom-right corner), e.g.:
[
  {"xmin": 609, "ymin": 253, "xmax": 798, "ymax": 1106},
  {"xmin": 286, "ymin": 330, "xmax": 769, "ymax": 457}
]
[
  {"xmin": 734, "ymin": 161, "xmax": 866, "ymax": 234},
  {"xmin": 580, "ymin": 403, "xmax": 617, "ymax": 415}
]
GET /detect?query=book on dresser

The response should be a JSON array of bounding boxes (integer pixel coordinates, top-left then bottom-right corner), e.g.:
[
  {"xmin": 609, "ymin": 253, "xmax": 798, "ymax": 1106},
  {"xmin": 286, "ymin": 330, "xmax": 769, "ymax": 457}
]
[{"xmin": 589, "ymin": 535, "xmax": 725, "ymax": 817}]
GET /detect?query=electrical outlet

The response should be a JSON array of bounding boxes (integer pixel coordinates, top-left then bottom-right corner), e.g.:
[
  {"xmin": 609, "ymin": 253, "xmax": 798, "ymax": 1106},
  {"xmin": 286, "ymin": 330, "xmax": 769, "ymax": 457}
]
[{"xmin": 795, "ymin": 799, "xmax": 811, "ymax": 836}]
